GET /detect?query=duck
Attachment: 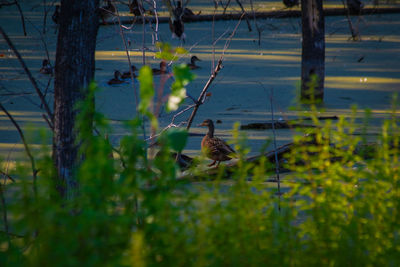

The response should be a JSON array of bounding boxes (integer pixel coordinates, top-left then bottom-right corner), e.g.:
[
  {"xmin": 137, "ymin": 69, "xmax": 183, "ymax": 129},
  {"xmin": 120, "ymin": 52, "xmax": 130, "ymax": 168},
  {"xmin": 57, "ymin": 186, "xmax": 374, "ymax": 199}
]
[
  {"xmin": 198, "ymin": 119, "xmax": 236, "ymax": 167},
  {"xmin": 347, "ymin": 0, "xmax": 364, "ymax": 14},
  {"xmin": 99, "ymin": 0, "xmax": 116, "ymax": 24},
  {"xmin": 107, "ymin": 70, "xmax": 125, "ymax": 85},
  {"xmin": 152, "ymin": 61, "xmax": 167, "ymax": 75},
  {"xmin": 182, "ymin": 6, "xmax": 201, "ymax": 20},
  {"xmin": 52, "ymin": 4, "xmax": 60, "ymax": 24},
  {"xmin": 40, "ymin": 59, "xmax": 53, "ymax": 75},
  {"xmin": 129, "ymin": 0, "xmax": 154, "ymax": 16},
  {"xmin": 283, "ymin": 0, "xmax": 299, "ymax": 8},
  {"xmin": 121, "ymin": 65, "xmax": 137, "ymax": 79},
  {"xmin": 129, "ymin": 0, "xmax": 141, "ymax": 16},
  {"xmin": 187, "ymin": 56, "xmax": 201, "ymax": 70},
  {"xmin": 165, "ymin": 0, "xmax": 185, "ymax": 41}
]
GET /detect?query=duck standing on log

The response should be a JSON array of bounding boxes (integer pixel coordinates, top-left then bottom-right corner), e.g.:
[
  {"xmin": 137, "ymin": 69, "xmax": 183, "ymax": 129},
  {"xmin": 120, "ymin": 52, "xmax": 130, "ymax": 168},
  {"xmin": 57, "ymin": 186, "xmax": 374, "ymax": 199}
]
[
  {"xmin": 199, "ymin": 119, "xmax": 236, "ymax": 167},
  {"xmin": 164, "ymin": 0, "xmax": 185, "ymax": 41}
]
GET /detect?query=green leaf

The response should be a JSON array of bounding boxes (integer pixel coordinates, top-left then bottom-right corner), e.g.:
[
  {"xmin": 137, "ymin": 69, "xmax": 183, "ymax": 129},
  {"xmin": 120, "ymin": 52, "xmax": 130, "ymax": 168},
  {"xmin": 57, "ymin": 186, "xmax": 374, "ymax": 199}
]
[
  {"xmin": 138, "ymin": 65, "xmax": 154, "ymax": 114},
  {"xmin": 138, "ymin": 65, "xmax": 158, "ymax": 129},
  {"xmin": 166, "ymin": 64, "xmax": 195, "ymax": 112},
  {"xmin": 155, "ymin": 42, "xmax": 187, "ymax": 61},
  {"xmin": 165, "ymin": 128, "xmax": 188, "ymax": 152}
]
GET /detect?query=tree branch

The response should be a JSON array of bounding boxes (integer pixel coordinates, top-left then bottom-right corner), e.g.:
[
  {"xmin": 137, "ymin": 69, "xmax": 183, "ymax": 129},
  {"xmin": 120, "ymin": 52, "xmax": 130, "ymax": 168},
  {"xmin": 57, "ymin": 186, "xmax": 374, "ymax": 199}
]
[
  {"xmin": 0, "ymin": 26, "xmax": 53, "ymax": 127},
  {"xmin": 0, "ymin": 103, "xmax": 38, "ymax": 197}
]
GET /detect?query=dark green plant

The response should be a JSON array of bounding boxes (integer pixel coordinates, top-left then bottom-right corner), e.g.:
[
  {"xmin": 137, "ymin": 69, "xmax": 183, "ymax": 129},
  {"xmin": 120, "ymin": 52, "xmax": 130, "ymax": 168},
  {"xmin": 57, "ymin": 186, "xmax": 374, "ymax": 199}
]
[{"xmin": 1, "ymin": 52, "xmax": 400, "ymax": 266}]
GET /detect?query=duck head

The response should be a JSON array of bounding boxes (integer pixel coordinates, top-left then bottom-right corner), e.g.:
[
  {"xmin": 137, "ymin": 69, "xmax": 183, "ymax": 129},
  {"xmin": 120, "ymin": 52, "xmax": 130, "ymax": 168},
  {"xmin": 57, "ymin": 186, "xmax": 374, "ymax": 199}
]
[
  {"xmin": 199, "ymin": 119, "xmax": 215, "ymax": 137},
  {"xmin": 191, "ymin": 56, "xmax": 201, "ymax": 63},
  {"xmin": 114, "ymin": 70, "xmax": 121, "ymax": 78}
]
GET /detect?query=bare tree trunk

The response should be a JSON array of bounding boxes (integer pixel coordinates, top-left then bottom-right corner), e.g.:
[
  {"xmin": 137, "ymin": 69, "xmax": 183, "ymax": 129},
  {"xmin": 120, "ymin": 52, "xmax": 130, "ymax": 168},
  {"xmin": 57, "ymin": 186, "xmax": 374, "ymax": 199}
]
[
  {"xmin": 53, "ymin": 0, "xmax": 100, "ymax": 198},
  {"xmin": 301, "ymin": 0, "xmax": 325, "ymax": 102}
]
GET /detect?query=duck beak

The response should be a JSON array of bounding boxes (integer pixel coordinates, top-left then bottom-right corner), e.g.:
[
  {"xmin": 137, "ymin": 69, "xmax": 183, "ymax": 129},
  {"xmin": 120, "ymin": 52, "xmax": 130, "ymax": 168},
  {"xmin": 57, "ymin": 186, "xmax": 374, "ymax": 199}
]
[{"xmin": 197, "ymin": 122, "xmax": 205, "ymax": 127}]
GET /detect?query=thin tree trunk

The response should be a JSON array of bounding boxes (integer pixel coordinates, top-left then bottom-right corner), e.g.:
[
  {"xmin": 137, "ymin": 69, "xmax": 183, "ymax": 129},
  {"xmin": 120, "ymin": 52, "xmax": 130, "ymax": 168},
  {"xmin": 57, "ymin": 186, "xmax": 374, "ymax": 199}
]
[
  {"xmin": 301, "ymin": 0, "xmax": 325, "ymax": 102},
  {"xmin": 53, "ymin": 0, "xmax": 100, "ymax": 199}
]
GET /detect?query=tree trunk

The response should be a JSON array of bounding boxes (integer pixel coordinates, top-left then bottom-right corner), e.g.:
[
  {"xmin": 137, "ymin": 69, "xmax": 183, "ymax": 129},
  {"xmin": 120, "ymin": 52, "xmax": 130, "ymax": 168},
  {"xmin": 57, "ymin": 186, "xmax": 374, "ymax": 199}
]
[
  {"xmin": 301, "ymin": 0, "xmax": 325, "ymax": 102},
  {"xmin": 53, "ymin": 0, "xmax": 100, "ymax": 198}
]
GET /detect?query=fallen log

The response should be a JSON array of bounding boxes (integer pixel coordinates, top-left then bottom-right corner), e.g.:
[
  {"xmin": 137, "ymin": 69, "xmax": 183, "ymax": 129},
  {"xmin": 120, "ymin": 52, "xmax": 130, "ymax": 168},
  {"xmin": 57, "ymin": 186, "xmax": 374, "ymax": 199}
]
[
  {"xmin": 240, "ymin": 116, "xmax": 338, "ymax": 130},
  {"xmin": 106, "ymin": 7, "xmax": 400, "ymax": 26},
  {"xmin": 179, "ymin": 138, "xmax": 379, "ymax": 182}
]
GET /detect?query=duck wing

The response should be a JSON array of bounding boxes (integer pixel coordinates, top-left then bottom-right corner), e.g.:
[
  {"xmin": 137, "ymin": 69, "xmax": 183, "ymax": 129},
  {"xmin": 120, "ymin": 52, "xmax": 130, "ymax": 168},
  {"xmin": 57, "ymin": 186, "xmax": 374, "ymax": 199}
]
[{"xmin": 208, "ymin": 137, "xmax": 236, "ymax": 156}]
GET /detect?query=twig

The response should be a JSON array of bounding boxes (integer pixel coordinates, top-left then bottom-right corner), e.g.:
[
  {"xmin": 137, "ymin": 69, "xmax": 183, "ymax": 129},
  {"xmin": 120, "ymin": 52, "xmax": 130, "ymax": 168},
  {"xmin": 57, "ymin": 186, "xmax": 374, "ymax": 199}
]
[
  {"xmin": 270, "ymin": 87, "xmax": 281, "ymax": 210},
  {"xmin": 0, "ymin": 103, "xmax": 38, "ymax": 198},
  {"xmin": 14, "ymin": 0, "xmax": 27, "ymax": 36},
  {"xmin": 0, "ymin": 183, "xmax": 11, "ymax": 244},
  {"xmin": 114, "ymin": 5, "xmax": 139, "ymax": 110},
  {"xmin": 185, "ymin": 14, "xmax": 244, "ymax": 131},
  {"xmin": 341, "ymin": 0, "xmax": 360, "ymax": 40},
  {"xmin": 0, "ymin": 170, "xmax": 16, "ymax": 183},
  {"xmin": 249, "ymin": 0, "xmax": 262, "ymax": 45},
  {"xmin": 235, "ymin": 0, "xmax": 252, "ymax": 32},
  {"xmin": 0, "ymin": 26, "xmax": 53, "ymax": 126},
  {"xmin": 27, "ymin": 18, "xmax": 52, "ymax": 64}
]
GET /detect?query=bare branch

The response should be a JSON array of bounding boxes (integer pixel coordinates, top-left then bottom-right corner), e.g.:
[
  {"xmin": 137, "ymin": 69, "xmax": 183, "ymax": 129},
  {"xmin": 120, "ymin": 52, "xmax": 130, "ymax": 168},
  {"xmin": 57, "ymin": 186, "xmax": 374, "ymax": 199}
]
[
  {"xmin": 0, "ymin": 26, "xmax": 53, "ymax": 127},
  {"xmin": 0, "ymin": 103, "xmax": 38, "ymax": 198},
  {"xmin": 185, "ymin": 14, "xmax": 244, "ymax": 131},
  {"xmin": 14, "ymin": 0, "xmax": 27, "ymax": 36},
  {"xmin": 0, "ymin": 170, "xmax": 16, "ymax": 183}
]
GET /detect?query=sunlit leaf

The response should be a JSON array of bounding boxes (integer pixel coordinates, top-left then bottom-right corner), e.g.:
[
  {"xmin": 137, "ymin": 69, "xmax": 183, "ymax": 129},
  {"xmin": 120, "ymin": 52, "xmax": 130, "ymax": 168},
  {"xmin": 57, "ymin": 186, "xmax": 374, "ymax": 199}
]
[{"xmin": 164, "ymin": 128, "xmax": 188, "ymax": 152}]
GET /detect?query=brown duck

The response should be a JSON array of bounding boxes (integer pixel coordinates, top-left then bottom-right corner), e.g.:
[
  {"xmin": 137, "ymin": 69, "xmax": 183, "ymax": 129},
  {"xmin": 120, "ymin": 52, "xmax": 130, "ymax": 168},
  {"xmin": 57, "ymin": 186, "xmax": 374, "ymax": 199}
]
[
  {"xmin": 121, "ymin": 65, "xmax": 137, "ymax": 79},
  {"xmin": 107, "ymin": 70, "xmax": 124, "ymax": 85},
  {"xmin": 187, "ymin": 56, "xmax": 201, "ymax": 70},
  {"xmin": 152, "ymin": 61, "xmax": 167, "ymax": 75},
  {"xmin": 199, "ymin": 119, "xmax": 236, "ymax": 167},
  {"xmin": 40, "ymin": 59, "xmax": 53, "ymax": 75}
]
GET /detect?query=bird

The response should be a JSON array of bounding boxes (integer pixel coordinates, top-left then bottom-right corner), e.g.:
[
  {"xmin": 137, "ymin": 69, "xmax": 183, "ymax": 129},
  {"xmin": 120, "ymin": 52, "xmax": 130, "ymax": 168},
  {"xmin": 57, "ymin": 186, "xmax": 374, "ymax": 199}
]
[
  {"xmin": 52, "ymin": 4, "xmax": 60, "ymax": 24},
  {"xmin": 40, "ymin": 59, "xmax": 53, "ymax": 75},
  {"xmin": 165, "ymin": 0, "xmax": 185, "ymax": 41},
  {"xmin": 99, "ymin": 0, "xmax": 116, "ymax": 24},
  {"xmin": 129, "ymin": 0, "xmax": 154, "ymax": 16},
  {"xmin": 198, "ymin": 119, "xmax": 236, "ymax": 167},
  {"xmin": 129, "ymin": 0, "xmax": 141, "ymax": 16},
  {"xmin": 152, "ymin": 61, "xmax": 167, "ymax": 75},
  {"xmin": 347, "ymin": 0, "xmax": 364, "ymax": 14},
  {"xmin": 121, "ymin": 65, "xmax": 137, "ymax": 79},
  {"xmin": 107, "ymin": 70, "xmax": 124, "ymax": 85},
  {"xmin": 283, "ymin": 0, "xmax": 299, "ymax": 8},
  {"xmin": 182, "ymin": 6, "xmax": 200, "ymax": 20},
  {"xmin": 187, "ymin": 56, "xmax": 201, "ymax": 70}
]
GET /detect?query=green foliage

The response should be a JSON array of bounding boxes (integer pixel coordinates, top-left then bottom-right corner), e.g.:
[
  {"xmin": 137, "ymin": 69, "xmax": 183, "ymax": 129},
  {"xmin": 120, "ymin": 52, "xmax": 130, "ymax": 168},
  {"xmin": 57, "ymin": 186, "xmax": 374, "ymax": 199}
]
[
  {"xmin": 160, "ymin": 128, "xmax": 188, "ymax": 153},
  {"xmin": 168, "ymin": 64, "xmax": 194, "ymax": 112},
  {"xmin": 1, "ymin": 67, "xmax": 400, "ymax": 266},
  {"xmin": 155, "ymin": 42, "xmax": 187, "ymax": 61}
]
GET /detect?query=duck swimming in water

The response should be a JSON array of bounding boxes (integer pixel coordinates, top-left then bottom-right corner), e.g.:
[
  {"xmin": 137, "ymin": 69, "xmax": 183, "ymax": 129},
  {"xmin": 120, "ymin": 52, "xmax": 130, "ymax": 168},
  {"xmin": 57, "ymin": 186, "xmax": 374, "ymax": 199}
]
[
  {"xmin": 121, "ymin": 65, "xmax": 137, "ymax": 79},
  {"xmin": 107, "ymin": 70, "xmax": 124, "ymax": 85},
  {"xmin": 40, "ymin": 59, "xmax": 53, "ymax": 75},
  {"xmin": 199, "ymin": 119, "xmax": 236, "ymax": 167},
  {"xmin": 187, "ymin": 56, "xmax": 201, "ymax": 70},
  {"xmin": 152, "ymin": 61, "xmax": 168, "ymax": 75}
]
